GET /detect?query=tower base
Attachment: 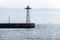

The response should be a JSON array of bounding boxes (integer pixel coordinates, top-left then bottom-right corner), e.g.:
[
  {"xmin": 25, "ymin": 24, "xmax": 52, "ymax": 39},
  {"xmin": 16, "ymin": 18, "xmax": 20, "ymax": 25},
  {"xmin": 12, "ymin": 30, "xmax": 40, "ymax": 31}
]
[{"xmin": 0, "ymin": 23, "xmax": 35, "ymax": 28}]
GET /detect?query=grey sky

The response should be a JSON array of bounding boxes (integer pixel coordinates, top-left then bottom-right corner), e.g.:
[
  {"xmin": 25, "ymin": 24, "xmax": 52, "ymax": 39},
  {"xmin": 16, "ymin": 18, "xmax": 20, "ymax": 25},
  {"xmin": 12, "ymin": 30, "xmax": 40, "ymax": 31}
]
[{"xmin": 0, "ymin": 0, "xmax": 60, "ymax": 8}]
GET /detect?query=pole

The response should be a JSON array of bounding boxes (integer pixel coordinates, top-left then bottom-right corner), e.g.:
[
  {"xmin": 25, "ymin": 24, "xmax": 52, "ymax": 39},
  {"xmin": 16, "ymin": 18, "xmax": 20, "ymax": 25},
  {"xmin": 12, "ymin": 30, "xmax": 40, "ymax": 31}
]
[{"xmin": 9, "ymin": 15, "xmax": 10, "ymax": 24}]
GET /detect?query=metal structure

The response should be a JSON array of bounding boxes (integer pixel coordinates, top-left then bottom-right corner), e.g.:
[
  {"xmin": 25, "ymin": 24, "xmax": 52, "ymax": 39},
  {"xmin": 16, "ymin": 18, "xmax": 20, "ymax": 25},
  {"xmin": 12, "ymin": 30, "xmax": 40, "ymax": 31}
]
[
  {"xmin": 25, "ymin": 5, "xmax": 31, "ymax": 23},
  {"xmin": 9, "ymin": 16, "xmax": 10, "ymax": 23}
]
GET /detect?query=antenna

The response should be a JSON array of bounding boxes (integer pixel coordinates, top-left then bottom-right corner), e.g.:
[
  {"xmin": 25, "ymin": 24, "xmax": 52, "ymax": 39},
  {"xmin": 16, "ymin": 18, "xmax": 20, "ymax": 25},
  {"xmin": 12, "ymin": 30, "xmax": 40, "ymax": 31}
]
[{"xmin": 25, "ymin": 0, "xmax": 31, "ymax": 6}]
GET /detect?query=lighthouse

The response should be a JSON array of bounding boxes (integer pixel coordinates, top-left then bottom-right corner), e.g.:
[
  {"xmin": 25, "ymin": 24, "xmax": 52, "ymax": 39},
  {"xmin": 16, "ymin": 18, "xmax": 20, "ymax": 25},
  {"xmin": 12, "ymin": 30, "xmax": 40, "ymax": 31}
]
[{"xmin": 25, "ymin": 5, "xmax": 31, "ymax": 23}]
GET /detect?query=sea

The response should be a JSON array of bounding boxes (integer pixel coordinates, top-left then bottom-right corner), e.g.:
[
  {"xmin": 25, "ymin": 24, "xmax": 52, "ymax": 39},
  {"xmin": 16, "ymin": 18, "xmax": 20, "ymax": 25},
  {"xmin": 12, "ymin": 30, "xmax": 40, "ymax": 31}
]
[{"xmin": 0, "ymin": 8, "xmax": 60, "ymax": 40}]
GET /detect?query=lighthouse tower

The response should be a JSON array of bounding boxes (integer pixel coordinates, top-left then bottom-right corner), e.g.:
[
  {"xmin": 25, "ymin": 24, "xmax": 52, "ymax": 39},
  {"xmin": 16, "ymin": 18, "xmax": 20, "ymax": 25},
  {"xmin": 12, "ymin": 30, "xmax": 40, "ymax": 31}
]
[{"xmin": 25, "ymin": 5, "xmax": 31, "ymax": 23}]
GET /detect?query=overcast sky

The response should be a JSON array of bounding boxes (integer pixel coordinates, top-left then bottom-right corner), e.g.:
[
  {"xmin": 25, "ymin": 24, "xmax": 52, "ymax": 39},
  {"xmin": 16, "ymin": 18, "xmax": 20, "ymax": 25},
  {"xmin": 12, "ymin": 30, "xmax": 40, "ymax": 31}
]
[{"xmin": 0, "ymin": 0, "xmax": 60, "ymax": 8}]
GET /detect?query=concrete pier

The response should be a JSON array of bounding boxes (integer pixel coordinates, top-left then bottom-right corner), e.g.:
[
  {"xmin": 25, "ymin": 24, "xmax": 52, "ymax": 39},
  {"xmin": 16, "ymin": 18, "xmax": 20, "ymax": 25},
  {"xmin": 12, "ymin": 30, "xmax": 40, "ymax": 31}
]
[{"xmin": 0, "ymin": 23, "xmax": 35, "ymax": 28}]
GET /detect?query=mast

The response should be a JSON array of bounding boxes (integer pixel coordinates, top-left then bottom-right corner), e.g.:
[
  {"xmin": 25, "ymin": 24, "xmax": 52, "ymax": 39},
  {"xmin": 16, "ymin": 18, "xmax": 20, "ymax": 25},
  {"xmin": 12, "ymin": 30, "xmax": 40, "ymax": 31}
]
[{"xmin": 8, "ymin": 15, "xmax": 10, "ymax": 24}]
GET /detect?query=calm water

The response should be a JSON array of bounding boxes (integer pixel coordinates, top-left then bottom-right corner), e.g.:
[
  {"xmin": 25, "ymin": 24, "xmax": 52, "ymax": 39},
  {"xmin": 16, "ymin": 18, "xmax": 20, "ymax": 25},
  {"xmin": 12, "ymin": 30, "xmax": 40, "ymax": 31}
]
[
  {"xmin": 0, "ymin": 8, "xmax": 60, "ymax": 23},
  {"xmin": 0, "ymin": 24, "xmax": 60, "ymax": 40}
]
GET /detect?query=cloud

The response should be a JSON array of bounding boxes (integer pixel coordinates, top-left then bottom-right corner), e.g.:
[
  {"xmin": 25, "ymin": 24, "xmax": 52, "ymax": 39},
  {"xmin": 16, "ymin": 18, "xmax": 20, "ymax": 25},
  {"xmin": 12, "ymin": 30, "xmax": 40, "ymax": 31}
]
[
  {"xmin": 0, "ymin": 0, "xmax": 60, "ymax": 8},
  {"xmin": 30, "ymin": 0, "xmax": 60, "ymax": 8},
  {"xmin": 0, "ymin": 0, "xmax": 27, "ymax": 8}
]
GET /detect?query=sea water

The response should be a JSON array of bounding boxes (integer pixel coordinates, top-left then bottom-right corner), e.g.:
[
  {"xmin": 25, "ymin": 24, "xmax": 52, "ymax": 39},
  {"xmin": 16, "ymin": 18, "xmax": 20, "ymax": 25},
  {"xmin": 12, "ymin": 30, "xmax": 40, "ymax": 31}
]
[
  {"xmin": 0, "ymin": 24, "xmax": 60, "ymax": 40},
  {"xmin": 0, "ymin": 8, "xmax": 60, "ymax": 24}
]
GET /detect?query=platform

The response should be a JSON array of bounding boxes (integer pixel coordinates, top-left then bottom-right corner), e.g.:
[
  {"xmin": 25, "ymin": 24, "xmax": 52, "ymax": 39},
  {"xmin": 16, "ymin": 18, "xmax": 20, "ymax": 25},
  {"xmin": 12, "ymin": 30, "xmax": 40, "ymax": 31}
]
[{"xmin": 0, "ymin": 23, "xmax": 35, "ymax": 28}]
